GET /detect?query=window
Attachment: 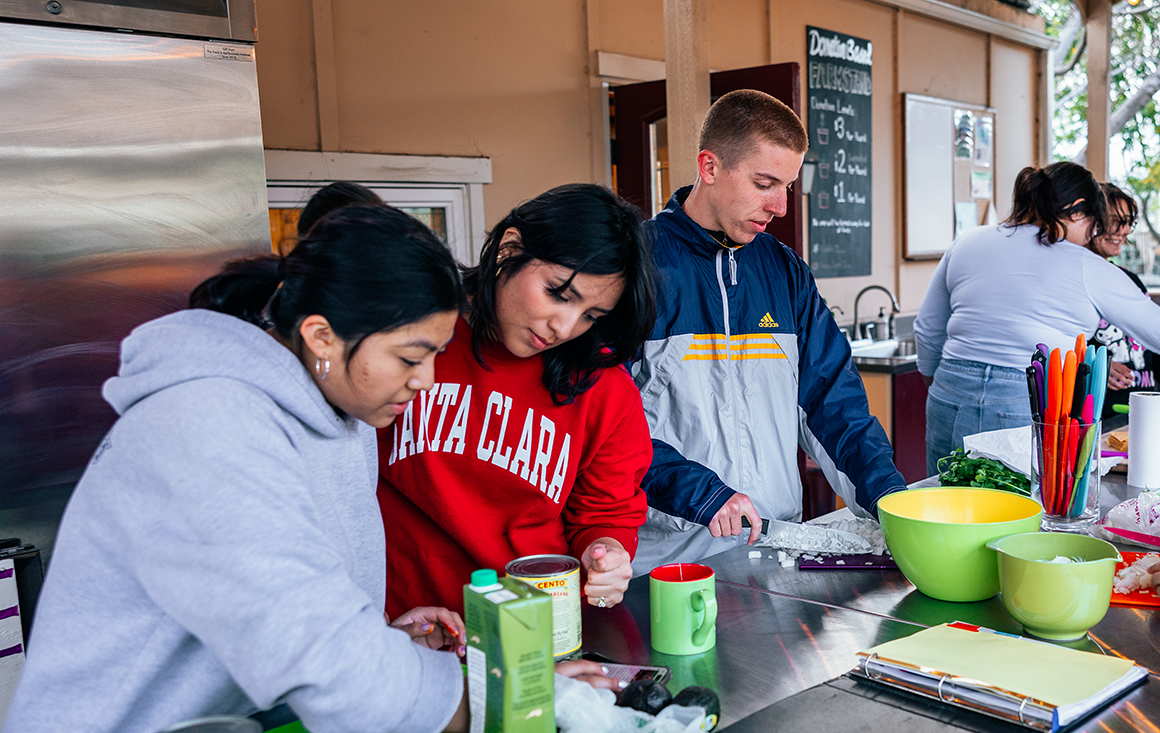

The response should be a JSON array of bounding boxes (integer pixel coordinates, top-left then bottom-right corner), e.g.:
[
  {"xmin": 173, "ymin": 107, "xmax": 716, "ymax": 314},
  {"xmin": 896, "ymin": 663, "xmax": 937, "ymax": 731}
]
[
  {"xmin": 267, "ymin": 183, "xmax": 469, "ymax": 260},
  {"xmin": 264, "ymin": 151, "xmax": 491, "ymax": 265}
]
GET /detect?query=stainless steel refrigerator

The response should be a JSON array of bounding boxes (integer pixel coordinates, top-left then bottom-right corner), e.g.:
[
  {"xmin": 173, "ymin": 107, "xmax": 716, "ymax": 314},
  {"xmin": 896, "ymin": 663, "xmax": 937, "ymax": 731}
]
[{"xmin": 0, "ymin": 1, "xmax": 270, "ymax": 569}]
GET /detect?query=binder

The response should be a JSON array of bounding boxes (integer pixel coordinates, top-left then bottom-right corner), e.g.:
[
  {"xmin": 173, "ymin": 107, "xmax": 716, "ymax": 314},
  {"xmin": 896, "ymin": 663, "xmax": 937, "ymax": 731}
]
[{"xmin": 851, "ymin": 622, "xmax": 1149, "ymax": 731}]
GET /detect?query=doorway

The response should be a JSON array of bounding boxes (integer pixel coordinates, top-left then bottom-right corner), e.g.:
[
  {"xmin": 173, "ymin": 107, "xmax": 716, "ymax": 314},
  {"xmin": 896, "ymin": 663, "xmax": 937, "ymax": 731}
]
[{"xmin": 611, "ymin": 63, "xmax": 803, "ymax": 256}]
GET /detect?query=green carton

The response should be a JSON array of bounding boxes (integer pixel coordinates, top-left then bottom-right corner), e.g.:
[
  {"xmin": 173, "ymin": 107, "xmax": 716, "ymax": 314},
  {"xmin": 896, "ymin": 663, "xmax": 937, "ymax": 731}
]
[{"xmin": 464, "ymin": 569, "xmax": 555, "ymax": 733}]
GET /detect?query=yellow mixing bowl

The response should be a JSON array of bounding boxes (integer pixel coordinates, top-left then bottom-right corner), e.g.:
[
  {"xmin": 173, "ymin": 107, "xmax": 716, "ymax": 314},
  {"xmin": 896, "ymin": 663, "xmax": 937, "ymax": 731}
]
[{"xmin": 877, "ymin": 487, "xmax": 1043, "ymax": 602}]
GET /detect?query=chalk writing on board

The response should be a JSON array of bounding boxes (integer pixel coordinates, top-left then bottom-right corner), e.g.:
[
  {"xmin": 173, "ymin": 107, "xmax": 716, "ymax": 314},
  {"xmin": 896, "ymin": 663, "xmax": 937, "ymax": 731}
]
[{"xmin": 806, "ymin": 26, "xmax": 872, "ymax": 279}]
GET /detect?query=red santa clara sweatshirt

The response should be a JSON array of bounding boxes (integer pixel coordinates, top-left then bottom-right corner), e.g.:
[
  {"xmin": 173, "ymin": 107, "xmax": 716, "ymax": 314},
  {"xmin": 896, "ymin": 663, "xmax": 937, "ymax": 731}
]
[{"xmin": 378, "ymin": 318, "xmax": 651, "ymax": 617}]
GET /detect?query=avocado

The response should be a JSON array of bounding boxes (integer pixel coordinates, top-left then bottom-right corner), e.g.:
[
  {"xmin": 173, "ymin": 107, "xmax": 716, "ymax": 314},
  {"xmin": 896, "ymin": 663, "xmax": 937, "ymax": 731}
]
[
  {"xmin": 672, "ymin": 686, "xmax": 721, "ymax": 729},
  {"xmin": 616, "ymin": 679, "xmax": 672, "ymax": 715}
]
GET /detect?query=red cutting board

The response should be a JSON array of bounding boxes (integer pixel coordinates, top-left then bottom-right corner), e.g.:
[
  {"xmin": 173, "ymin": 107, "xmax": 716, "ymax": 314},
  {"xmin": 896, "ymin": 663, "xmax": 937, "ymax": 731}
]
[{"xmin": 1110, "ymin": 551, "xmax": 1160, "ymax": 608}]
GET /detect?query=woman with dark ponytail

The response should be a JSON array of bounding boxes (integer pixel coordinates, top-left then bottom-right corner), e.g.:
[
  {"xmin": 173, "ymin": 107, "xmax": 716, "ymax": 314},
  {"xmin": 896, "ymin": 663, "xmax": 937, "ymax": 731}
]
[
  {"xmin": 5, "ymin": 206, "xmax": 476, "ymax": 733},
  {"xmin": 915, "ymin": 162, "xmax": 1160, "ymax": 474},
  {"xmin": 377, "ymin": 183, "xmax": 657, "ymax": 620}
]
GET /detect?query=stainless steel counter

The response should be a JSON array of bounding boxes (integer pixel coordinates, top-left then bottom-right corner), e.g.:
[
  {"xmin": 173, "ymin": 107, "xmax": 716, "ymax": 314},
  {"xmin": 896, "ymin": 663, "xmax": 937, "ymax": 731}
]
[
  {"xmin": 582, "ymin": 508, "xmax": 1159, "ymax": 730},
  {"xmin": 581, "ymin": 573, "xmax": 925, "ymax": 728}
]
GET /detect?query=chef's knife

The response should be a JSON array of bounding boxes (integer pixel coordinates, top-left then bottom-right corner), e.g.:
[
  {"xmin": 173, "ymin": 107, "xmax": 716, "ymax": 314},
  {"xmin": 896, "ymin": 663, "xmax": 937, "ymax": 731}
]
[
  {"xmin": 744, "ymin": 517, "xmax": 873, "ymax": 554},
  {"xmin": 1102, "ymin": 526, "xmax": 1160, "ymax": 549}
]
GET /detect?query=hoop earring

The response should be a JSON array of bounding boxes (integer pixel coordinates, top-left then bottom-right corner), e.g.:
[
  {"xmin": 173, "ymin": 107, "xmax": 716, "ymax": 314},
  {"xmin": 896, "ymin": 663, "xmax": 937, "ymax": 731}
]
[{"xmin": 315, "ymin": 356, "xmax": 330, "ymax": 381}]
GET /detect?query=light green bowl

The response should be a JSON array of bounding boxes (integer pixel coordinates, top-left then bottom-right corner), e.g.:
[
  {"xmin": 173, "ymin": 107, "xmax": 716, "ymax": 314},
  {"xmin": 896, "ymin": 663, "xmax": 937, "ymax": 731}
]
[
  {"xmin": 986, "ymin": 532, "xmax": 1120, "ymax": 640},
  {"xmin": 878, "ymin": 487, "xmax": 1043, "ymax": 602}
]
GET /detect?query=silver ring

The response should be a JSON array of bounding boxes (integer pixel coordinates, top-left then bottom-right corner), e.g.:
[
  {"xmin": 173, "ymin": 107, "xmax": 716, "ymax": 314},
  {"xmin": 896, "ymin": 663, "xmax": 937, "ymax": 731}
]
[
  {"xmin": 860, "ymin": 653, "xmax": 881, "ymax": 680},
  {"xmin": 597, "ymin": 597, "xmax": 607, "ymax": 608},
  {"xmin": 936, "ymin": 674, "xmax": 951, "ymax": 702}
]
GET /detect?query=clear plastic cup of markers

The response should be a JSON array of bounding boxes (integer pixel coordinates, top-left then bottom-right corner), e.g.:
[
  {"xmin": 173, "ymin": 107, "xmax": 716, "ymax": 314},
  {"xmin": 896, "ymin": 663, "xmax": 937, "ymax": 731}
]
[{"xmin": 1032, "ymin": 418, "xmax": 1101, "ymax": 532}]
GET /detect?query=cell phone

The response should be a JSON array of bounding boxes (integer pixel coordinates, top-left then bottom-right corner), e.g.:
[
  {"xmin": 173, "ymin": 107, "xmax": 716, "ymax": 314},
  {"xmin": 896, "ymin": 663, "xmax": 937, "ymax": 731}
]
[{"xmin": 581, "ymin": 651, "xmax": 673, "ymax": 685}]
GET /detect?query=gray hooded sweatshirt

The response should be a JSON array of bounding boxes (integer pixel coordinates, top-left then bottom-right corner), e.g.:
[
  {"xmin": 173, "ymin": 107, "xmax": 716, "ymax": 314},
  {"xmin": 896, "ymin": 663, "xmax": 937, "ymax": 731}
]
[{"xmin": 3, "ymin": 309, "xmax": 463, "ymax": 733}]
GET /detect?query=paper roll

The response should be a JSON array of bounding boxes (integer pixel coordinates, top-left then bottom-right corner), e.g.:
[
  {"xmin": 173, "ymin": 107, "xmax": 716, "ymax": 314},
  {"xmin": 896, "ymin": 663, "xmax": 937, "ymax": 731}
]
[{"xmin": 1128, "ymin": 392, "xmax": 1160, "ymax": 490}]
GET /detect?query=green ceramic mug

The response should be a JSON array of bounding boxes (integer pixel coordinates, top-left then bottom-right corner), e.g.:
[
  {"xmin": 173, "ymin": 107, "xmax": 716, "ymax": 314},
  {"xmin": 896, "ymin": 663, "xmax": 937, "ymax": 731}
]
[{"xmin": 649, "ymin": 563, "xmax": 717, "ymax": 655}]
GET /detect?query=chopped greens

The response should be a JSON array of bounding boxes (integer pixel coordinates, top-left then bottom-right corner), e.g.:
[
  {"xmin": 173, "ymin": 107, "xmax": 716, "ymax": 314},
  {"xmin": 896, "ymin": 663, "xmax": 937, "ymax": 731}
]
[{"xmin": 936, "ymin": 449, "xmax": 1032, "ymax": 496}]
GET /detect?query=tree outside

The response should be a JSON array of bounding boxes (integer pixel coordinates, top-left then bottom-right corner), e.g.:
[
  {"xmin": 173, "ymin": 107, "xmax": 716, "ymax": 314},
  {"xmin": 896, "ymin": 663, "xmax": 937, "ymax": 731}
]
[{"xmin": 1037, "ymin": 0, "xmax": 1160, "ymax": 281}]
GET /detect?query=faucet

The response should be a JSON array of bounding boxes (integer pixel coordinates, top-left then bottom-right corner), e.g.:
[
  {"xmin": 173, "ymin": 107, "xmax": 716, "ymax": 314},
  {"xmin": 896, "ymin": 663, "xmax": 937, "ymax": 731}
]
[
  {"xmin": 828, "ymin": 305, "xmax": 850, "ymax": 341},
  {"xmin": 853, "ymin": 285, "xmax": 900, "ymax": 341}
]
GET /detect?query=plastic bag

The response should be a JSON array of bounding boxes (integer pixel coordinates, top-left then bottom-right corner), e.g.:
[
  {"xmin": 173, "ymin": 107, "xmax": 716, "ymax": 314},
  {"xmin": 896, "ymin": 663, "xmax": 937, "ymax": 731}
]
[
  {"xmin": 650, "ymin": 704, "xmax": 710, "ymax": 732},
  {"xmin": 554, "ymin": 674, "xmax": 711, "ymax": 732},
  {"xmin": 1097, "ymin": 490, "xmax": 1160, "ymax": 548},
  {"xmin": 962, "ymin": 426, "xmax": 1122, "ymax": 478}
]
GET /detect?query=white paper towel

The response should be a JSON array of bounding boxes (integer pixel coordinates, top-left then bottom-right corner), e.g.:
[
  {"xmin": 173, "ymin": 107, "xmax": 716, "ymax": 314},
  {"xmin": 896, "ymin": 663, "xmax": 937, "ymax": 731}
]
[{"xmin": 1128, "ymin": 392, "xmax": 1160, "ymax": 490}]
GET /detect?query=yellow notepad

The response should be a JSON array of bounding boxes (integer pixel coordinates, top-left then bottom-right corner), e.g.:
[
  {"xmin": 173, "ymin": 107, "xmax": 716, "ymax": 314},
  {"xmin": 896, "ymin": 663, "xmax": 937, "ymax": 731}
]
[
  {"xmin": 856, "ymin": 623, "xmax": 1148, "ymax": 730},
  {"xmin": 865, "ymin": 623, "xmax": 1132, "ymax": 704}
]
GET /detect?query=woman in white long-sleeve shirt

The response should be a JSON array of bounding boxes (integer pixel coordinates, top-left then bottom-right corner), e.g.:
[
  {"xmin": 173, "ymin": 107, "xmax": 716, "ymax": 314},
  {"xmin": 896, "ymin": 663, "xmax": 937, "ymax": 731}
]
[{"xmin": 914, "ymin": 162, "xmax": 1160, "ymax": 475}]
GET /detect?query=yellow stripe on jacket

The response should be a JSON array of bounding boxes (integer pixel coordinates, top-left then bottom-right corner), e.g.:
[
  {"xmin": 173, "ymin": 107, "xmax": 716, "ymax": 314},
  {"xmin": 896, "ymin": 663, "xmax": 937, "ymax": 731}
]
[{"xmin": 682, "ymin": 333, "xmax": 788, "ymax": 361}]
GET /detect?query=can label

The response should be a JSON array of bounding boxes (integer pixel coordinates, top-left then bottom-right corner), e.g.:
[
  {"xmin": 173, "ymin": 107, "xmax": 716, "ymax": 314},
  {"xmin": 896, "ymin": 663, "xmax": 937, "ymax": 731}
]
[{"xmin": 506, "ymin": 555, "xmax": 582, "ymax": 658}]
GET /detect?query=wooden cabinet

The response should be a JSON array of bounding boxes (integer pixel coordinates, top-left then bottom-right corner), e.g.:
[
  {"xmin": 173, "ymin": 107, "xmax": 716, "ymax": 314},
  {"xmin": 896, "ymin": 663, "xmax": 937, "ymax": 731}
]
[
  {"xmin": 890, "ymin": 370, "xmax": 930, "ymax": 482},
  {"xmin": 861, "ymin": 372, "xmax": 893, "ymax": 438}
]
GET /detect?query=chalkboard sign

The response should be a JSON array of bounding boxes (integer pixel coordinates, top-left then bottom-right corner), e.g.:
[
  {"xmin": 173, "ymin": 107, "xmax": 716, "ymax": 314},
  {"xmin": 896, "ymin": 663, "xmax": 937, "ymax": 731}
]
[{"xmin": 805, "ymin": 26, "xmax": 872, "ymax": 279}]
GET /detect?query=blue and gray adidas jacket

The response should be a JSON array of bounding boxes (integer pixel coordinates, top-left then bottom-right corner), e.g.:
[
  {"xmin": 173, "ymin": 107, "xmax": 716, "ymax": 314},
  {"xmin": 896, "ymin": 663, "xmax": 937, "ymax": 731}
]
[{"xmin": 631, "ymin": 187, "xmax": 907, "ymax": 572}]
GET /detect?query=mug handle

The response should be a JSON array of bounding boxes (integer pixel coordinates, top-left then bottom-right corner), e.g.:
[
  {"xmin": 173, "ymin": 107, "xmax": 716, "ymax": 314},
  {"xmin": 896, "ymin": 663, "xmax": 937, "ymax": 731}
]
[{"xmin": 690, "ymin": 589, "xmax": 718, "ymax": 647}]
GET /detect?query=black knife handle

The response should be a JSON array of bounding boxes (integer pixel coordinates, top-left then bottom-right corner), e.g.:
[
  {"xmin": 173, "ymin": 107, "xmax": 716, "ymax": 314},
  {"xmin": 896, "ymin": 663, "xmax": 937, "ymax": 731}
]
[{"xmin": 740, "ymin": 517, "xmax": 770, "ymax": 534}]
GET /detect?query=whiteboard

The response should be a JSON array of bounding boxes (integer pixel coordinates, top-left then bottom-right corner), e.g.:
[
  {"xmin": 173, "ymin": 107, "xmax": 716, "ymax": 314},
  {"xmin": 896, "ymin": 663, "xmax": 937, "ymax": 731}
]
[
  {"xmin": 904, "ymin": 96, "xmax": 954, "ymax": 259},
  {"xmin": 903, "ymin": 94, "xmax": 996, "ymax": 259}
]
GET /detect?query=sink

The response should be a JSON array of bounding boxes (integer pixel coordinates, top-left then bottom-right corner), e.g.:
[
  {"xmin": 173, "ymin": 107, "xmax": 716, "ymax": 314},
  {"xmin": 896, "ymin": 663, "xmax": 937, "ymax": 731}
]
[{"xmin": 850, "ymin": 338, "xmax": 917, "ymax": 359}]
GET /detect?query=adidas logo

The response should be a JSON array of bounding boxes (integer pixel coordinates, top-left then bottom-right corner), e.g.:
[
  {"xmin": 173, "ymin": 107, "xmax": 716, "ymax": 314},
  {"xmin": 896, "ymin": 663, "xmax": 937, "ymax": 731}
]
[{"xmin": 758, "ymin": 312, "xmax": 778, "ymax": 328}]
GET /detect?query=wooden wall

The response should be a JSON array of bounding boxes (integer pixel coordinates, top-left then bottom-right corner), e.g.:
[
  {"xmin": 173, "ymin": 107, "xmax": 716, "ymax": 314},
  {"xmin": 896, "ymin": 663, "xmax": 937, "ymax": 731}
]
[{"xmin": 253, "ymin": 0, "xmax": 1046, "ymax": 318}]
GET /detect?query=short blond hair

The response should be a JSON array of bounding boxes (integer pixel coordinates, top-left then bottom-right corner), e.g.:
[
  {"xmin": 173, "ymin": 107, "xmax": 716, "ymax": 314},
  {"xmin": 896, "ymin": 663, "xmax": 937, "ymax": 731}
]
[{"xmin": 698, "ymin": 89, "xmax": 808, "ymax": 169}]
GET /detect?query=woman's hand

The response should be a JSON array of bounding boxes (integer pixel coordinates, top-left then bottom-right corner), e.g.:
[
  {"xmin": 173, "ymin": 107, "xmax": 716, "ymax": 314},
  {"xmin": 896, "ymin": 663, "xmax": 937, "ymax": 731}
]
[
  {"xmin": 556, "ymin": 658, "xmax": 627, "ymax": 691},
  {"xmin": 445, "ymin": 656, "xmax": 626, "ymax": 731},
  {"xmin": 389, "ymin": 606, "xmax": 466, "ymax": 655},
  {"xmin": 1108, "ymin": 361, "xmax": 1135, "ymax": 390},
  {"xmin": 581, "ymin": 538, "xmax": 632, "ymax": 608}
]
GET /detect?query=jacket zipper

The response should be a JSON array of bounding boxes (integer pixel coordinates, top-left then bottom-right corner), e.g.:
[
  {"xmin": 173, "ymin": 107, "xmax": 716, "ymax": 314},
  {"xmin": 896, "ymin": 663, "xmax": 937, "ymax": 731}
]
[
  {"xmin": 715, "ymin": 249, "xmax": 730, "ymax": 345},
  {"xmin": 714, "ymin": 248, "xmax": 746, "ymax": 492}
]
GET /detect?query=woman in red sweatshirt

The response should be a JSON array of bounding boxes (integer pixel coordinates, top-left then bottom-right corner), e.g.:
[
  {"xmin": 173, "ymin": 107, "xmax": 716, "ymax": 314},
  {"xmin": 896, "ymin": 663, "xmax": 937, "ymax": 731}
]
[{"xmin": 377, "ymin": 183, "xmax": 656, "ymax": 618}]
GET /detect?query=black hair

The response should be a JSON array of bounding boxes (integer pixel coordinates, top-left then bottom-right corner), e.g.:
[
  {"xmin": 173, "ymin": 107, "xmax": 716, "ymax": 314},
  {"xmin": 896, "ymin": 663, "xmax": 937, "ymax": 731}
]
[
  {"xmin": 1100, "ymin": 182, "xmax": 1139, "ymax": 229},
  {"xmin": 1004, "ymin": 162, "xmax": 1109, "ymax": 245},
  {"xmin": 190, "ymin": 205, "xmax": 463, "ymax": 359},
  {"xmin": 297, "ymin": 182, "xmax": 385, "ymax": 237},
  {"xmin": 462, "ymin": 183, "xmax": 657, "ymax": 405}
]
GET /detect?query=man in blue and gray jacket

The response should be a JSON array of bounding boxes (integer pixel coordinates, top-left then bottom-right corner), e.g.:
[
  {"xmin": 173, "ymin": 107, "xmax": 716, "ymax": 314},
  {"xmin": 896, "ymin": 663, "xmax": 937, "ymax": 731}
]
[{"xmin": 632, "ymin": 89, "xmax": 907, "ymax": 573}]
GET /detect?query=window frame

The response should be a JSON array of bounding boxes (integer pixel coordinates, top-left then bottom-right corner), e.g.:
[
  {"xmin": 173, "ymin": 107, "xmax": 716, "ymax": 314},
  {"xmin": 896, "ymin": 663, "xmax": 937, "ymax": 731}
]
[{"xmin": 264, "ymin": 151, "xmax": 491, "ymax": 265}]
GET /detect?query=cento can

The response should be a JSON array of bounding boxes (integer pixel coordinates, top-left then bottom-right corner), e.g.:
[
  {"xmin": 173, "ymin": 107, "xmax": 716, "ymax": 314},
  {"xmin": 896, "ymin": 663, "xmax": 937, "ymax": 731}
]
[{"xmin": 505, "ymin": 554, "xmax": 582, "ymax": 659}]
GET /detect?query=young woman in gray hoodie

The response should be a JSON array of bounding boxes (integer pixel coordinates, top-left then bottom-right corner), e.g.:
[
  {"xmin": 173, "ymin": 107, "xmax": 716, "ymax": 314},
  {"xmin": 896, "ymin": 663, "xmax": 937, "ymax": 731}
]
[{"xmin": 4, "ymin": 206, "xmax": 471, "ymax": 733}]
